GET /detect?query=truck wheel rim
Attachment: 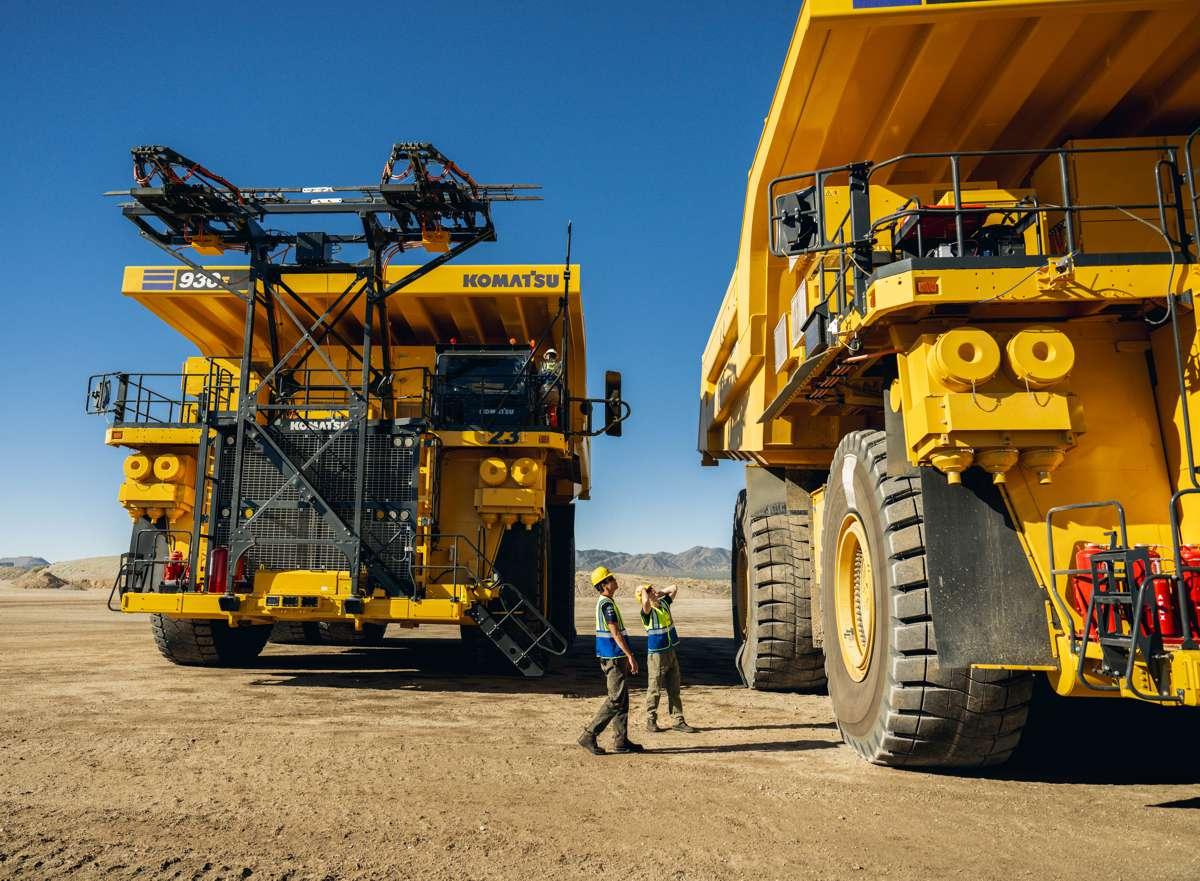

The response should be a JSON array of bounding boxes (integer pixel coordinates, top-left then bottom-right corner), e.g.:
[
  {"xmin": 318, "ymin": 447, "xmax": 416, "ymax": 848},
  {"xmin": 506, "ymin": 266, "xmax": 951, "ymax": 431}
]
[{"xmin": 834, "ymin": 514, "xmax": 875, "ymax": 682}]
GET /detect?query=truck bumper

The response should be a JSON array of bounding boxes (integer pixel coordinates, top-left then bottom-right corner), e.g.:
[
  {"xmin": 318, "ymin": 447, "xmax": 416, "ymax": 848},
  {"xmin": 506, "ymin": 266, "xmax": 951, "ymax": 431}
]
[
  {"xmin": 120, "ymin": 590, "xmax": 476, "ymax": 626},
  {"xmin": 1039, "ymin": 637, "xmax": 1200, "ymax": 707}
]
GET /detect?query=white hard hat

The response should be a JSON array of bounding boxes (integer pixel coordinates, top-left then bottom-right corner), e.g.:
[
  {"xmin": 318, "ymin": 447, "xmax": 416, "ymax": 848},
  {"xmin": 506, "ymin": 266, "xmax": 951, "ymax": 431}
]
[{"xmin": 543, "ymin": 348, "xmax": 559, "ymax": 362}]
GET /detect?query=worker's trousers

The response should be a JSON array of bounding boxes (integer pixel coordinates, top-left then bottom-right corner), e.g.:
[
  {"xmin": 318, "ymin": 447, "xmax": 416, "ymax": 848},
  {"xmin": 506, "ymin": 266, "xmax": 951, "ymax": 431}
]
[
  {"xmin": 645, "ymin": 647, "xmax": 684, "ymax": 724},
  {"xmin": 586, "ymin": 656, "xmax": 630, "ymax": 742}
]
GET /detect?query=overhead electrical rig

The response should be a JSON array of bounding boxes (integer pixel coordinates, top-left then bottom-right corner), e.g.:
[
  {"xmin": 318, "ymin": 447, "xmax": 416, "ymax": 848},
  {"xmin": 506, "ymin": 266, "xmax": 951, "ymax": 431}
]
[{"xmin": 105, "ymin": 142, "xmax": 541, "ymax": 604}]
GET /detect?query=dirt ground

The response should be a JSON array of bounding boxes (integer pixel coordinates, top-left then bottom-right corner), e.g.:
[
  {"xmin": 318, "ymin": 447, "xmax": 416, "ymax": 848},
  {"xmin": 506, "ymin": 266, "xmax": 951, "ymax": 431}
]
[{"xmin": 1, "ymin": 587, "xmax": 1197, "ymax": 881}]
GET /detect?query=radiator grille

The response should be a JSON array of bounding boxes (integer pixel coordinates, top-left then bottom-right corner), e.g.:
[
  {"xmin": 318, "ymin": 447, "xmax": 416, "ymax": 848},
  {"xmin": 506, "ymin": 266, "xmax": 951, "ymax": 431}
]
[{"xmin": 214, "ymin": 424, "xmax": 419, "ymax": 574}]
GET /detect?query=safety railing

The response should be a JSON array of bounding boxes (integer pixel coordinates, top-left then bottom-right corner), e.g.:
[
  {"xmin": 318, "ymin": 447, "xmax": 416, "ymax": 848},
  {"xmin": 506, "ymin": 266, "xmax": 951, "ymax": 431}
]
[
  {"xmin": 86, "ymin": 365, "xmax": 236, "ymax": 424},
  {"xmin": 250, "ymin": 365, "xmax": 432, "ymax": 423},
  {"xmin": 111, "ymin": 528, "xmax": 198, "ymax": 604},
  {"xmin": 412, "ymin": 530, "xmax": 496, "ymax": 589},
  {"xmin": 1184, "ymin": 123, "xmax": 1200, "ymax": 256},
  {"xmin": 430, "ymin": 370, "xmax": 570, "ymax": 433},
  {"xmin": 768, "ymin": 141, "xmax": 1198, "ymax": 320}
]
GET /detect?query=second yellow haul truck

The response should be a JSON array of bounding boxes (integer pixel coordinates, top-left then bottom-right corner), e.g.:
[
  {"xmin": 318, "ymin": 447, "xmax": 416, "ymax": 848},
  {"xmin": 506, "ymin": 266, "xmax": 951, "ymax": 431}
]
[
  {"xmin": 88, "ymin": 143, "xmax": 625, "ymax": 676},
  {"xmin": 701, "ymin": 0, "xmax": 1200, "ymax": 766}
]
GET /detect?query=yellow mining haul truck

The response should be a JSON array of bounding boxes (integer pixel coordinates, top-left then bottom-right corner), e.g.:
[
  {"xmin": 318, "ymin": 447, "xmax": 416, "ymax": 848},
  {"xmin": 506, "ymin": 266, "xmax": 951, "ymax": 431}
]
[
  {"xmin": 88, "ymin": 144, "xmax": 626, "ymax": 675},
  {"xmin": 700, "ymin": 0, "xmax": 1200, "ymax": 766}
]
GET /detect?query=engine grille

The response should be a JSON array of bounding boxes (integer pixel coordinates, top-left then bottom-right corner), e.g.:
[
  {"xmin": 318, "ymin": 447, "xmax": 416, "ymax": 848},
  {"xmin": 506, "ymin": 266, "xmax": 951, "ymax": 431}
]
[{"xmin": 214, "ymin": 424, "xmax": 419, "ymax": 575}]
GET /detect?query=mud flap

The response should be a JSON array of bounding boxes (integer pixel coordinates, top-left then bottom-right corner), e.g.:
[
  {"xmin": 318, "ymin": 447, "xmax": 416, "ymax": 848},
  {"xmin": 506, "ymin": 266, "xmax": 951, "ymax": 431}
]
[
  {"xmin": 745, "ymin": 465, "xmax": 787, "ymax": 516},
  {"xmin": 921, "ymin": 466, "xmax": 1056, "ymax": 668}
]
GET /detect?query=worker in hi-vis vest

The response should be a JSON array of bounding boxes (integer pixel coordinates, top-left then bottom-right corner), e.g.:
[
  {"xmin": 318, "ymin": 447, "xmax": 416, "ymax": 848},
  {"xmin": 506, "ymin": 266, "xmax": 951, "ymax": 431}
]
[
  {"xmin": 637, "ymin": 584, "xmax": 698, "ymax": 733},
  {"xmin": 578, "ymin": 567, "xmax": 645, "ymax": 756}
]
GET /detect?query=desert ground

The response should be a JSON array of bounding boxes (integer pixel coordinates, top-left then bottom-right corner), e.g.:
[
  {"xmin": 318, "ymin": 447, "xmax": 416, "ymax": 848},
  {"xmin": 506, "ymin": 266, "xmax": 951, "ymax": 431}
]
[{"xmin": 1, "ymin": 580, "xmax": 1197, "ymax": 881}]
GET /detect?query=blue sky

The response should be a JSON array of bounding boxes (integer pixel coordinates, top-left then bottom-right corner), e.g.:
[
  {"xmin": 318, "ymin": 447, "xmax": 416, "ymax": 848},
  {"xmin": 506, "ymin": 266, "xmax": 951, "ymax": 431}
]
[{"xmin": 0, "ymin": 1, "xmax": 796, "ymax": 562}]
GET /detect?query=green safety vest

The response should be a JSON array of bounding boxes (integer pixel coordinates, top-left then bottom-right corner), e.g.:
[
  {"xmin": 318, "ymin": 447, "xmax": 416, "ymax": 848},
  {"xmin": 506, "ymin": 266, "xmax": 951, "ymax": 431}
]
[{"xmin": 640, "ymin": 596, "xmax": 679, "ymax": 653}]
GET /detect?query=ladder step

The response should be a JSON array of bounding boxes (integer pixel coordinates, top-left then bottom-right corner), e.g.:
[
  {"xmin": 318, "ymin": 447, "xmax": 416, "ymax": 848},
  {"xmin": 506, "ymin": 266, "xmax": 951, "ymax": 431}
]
[
  {"xmin": 466, "ymin": 584, "xmax": 569, "ymax": 677},
  {"xmin": 1098, "ymin": 635, "xmax": 1133, "ymax": 649}
]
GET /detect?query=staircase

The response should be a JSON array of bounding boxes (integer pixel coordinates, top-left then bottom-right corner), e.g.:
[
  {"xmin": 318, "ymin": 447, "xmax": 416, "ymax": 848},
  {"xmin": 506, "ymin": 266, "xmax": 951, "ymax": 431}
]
[
  {"xmin": 1076, "ymin": 544, "xmax": 1182, "ymax": 702},
  {"xmin": 466, "ymin": 582, "xmax": 570, "ymax": 677}
]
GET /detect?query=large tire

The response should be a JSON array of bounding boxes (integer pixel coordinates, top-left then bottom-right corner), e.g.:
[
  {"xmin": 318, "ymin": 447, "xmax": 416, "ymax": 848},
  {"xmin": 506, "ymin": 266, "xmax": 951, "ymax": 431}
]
[
  {"xmin": 269, "ymin": 622, "xmax": 322, "ymax": 645},
  {"xmin": 318, "ymin": 622, "xmax": 387, "ymax": 646},
  {"xmin": 820, "ymin": 429, "xmax": 1033, "ymax": 768},
  {"xmin": 731, "ymin": 488, "xmax": 826, "ymax": 691},
  {"xmin": 151, "ymin": 615, "xmax": 272, "ymax": 666},
  {"xmin": 547, "ymin": 504, "xmax": 577, "ymax": 647}
]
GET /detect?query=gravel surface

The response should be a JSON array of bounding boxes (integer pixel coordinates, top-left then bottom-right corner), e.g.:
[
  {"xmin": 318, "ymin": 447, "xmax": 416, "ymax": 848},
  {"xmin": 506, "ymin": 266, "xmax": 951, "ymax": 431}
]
[{"xmin": 0, "ymin": 587, "xmax": 1196, "ymax": 881}]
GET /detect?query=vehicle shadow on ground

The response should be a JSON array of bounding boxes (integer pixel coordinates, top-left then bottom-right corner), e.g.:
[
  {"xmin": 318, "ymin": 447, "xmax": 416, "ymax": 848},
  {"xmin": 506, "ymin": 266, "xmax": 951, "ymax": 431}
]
[
  {"xmin": 976, "ymin": 678, "xmax": 1200, "ymax": 786},
  {"xmin": 1148, "ymin": 796, "xmax": 1200, "ymax": 809},
  {"xmin": 249, "ymin": 634, "xmax": 741, "ymax": 698},
  {"xmin": 646, "ymin": 738, "xmax": 839, "ymax": 755},
  {"xmin": 700, "ymin": 721, "xmax": 840, "ymax": 732}
]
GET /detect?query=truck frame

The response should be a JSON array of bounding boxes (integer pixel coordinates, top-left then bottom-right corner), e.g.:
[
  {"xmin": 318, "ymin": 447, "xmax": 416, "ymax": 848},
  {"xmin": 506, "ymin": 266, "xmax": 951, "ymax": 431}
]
[
  {"xmin": 701, "ymin": 0, "xmax": 1200, "ymax": 767},
  {"xmin": 89, "ymin": 143, "xmax": 626, "ymax": 675}
]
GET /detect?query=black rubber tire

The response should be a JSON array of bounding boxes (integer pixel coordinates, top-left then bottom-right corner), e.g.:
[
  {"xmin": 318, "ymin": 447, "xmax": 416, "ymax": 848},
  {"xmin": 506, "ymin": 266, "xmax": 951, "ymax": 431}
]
[
  {"xmin": 269, "ymin": 622, "xmax": 322, "ymax": 645},
  {"xmin": 820, "ymin": 429, "xmax": 1033, "ymax": 768},
  {"xmin": 151, "ymin": 614, "xmax": 272, "ymax": 666},
  {"xmin": 547, "ymin": 504, "xmax": 577, "ymax": 648},
  {"xmin": 318, "ymin": 622, "xmax": 387, "ymax": 646},
  {"xmin": 732, "ymin": 489, "xmax": 826, "ymax": 691}
]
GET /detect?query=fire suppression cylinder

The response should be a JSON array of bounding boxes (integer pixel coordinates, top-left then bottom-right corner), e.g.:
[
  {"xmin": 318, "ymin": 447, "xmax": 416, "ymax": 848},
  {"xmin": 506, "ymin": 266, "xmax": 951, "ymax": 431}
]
[
  {"xmin": 1071, "ymin": 543, "xmax": 1106, "ymax": 637},
  {"xmin": 1179, "ymin": 545, "xmax": 1200, "ymax": 639}
]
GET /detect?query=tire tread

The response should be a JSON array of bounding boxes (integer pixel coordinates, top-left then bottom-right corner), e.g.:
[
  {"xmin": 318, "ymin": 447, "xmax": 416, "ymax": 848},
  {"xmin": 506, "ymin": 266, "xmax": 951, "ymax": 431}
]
[
  {"xmin": 826, "ymin": 429, "xmax": 1033, "ymax": 768},
  {"xmin": 151, "ymin": 614, "xmax": 271, "ymax": 667},
  {"xmin": 737, "ymin": 497, "xmax": 826, "ymax": 692}
]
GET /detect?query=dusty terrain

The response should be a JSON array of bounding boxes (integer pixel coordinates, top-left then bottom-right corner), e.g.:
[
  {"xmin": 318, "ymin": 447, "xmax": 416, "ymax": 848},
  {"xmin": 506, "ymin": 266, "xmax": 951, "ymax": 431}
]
[
  {"xmin": 1, "ymin": 586, "xmax": 1197, "ymax": 881},
  {"xmin": 0, "ymin": 557, "xmax": 120, "ymax": 592}
]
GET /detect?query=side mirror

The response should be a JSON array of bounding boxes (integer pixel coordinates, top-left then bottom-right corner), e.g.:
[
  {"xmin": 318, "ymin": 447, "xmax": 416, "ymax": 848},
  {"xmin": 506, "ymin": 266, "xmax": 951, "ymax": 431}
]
[
  {"xmin": 604, "ymin": 370, "xmax": 623, "ymax": 437},
  {"xmin": 776, "ymin": 185, "xmax": 819, "ymax": 254}
]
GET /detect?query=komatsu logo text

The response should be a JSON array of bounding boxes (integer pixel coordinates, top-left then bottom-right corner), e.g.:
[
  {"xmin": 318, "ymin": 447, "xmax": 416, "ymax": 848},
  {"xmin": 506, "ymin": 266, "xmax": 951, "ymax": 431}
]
[
  {"xmin": 287, "ymin": 419, "xmax": 348, "ymax": 431},
  {"xmin": 462, "ymin": 271, "xmax": 560, "ymax": 289}
]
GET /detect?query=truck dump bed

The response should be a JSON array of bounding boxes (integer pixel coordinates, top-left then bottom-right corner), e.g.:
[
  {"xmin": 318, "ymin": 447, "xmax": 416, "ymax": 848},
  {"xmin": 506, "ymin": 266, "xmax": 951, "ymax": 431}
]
[
  {"xmin": 760, "ymin": 0, "xmax": 1199, "ymax": 175},
  {"xmin": 123, "ymin": 264, "xmax": 584, "ymax": 358},
  {"xmin": 702, "ymin": 0, "xmax": 1200, "ymax": 461}
]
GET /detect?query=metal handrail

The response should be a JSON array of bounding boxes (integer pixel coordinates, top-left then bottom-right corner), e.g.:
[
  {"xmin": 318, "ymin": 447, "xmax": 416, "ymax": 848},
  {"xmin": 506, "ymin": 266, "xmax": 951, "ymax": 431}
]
[
  {"xmin": 1123, "ymin": 573, "xmax": 1184, "ymax": 703},
  {"xmin": 1185, "ymin": 124, "xmax": 1200, "ymax": 256},
  {"xmin": 1044, "ymin": 500, "xmax": 1128, "ymax": 654},
  {"xmin": 766, "ymin": 140, "xmax": 1198, "ymax": 296},
  {"xmin": 255, "ymin": 364, "xmax": 431, "ymax": 421},
  {"xmin": 412, "ymin": 531, "xmax": 496, "ymax": 589},
  {"xmin": 121, "ymin": 528, "xmax": 196, "ymax": 594},
  {"xmin": 86, "ymin": 366, "xmax": 235, "ymax": 424}
]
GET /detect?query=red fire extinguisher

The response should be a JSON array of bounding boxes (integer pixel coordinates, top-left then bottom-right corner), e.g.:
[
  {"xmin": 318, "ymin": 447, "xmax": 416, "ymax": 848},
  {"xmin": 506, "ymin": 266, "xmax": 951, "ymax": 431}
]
[
  {"xmin": 208, "ymin": 547, "xmax": 229, "ymax": 594},
  {"xmin": 162, "ymin": 550, "xmax": 186, "ymax": 589},
  {"xmin": 208, "ymin": 547, "xmax": 247, "ymax": 593},
  {"xmin": 1129, "ymin": 545, "xmax": 1167, "ymax": 637},
  {"xmin": 1179, "ymin": 545, "xmax": 1200, "ymax": 639},
  {"xmin": 1071, "ymin": 543, "xmax": 1106, "ymax": 637}
]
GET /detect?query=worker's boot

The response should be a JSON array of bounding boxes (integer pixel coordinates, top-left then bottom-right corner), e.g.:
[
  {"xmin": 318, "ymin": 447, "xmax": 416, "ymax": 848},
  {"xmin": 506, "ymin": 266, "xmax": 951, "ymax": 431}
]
[
  {"xmin": 671, "ymin": 721, "xmax": 699, "ymax": 733},
  {"xmin": 611, "ymin": 738, "xmax": 645, "ymax": 754},
  {"xmin": 645, "ymin": 715, "xmax": 659, "ymax": 734},
  {"xmin": 577, "ymin": 731, "xmax": 605, "ymax": 755}
]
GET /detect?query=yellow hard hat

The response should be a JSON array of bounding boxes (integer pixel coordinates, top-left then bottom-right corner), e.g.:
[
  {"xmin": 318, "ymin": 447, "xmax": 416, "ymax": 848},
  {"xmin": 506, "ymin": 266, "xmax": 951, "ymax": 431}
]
[{"xmin": 590, "ymin": 566, "xmax": 614, "ymax": 588}]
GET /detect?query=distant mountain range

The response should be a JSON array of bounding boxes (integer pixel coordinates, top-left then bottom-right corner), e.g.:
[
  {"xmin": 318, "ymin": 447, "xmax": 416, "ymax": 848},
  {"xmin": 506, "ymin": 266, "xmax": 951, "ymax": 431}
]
[
  {"xmin": 2, "ymin": 549, "xmax": 729, "ymax": 582},
  {"xmin": 577, "ymin": 546, "xmax": 730, "ymax": 579}
]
